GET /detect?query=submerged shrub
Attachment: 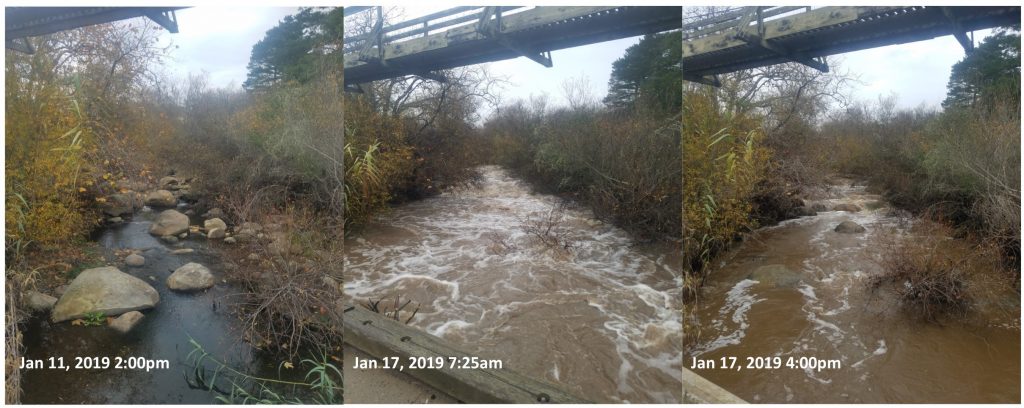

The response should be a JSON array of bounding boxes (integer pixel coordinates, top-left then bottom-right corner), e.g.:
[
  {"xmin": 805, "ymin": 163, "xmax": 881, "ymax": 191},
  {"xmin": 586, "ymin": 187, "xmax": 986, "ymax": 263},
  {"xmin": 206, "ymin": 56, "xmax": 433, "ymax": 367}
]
[{"xmin": 869, "ymin": 236, "xmax": 972, "ymax": 322}]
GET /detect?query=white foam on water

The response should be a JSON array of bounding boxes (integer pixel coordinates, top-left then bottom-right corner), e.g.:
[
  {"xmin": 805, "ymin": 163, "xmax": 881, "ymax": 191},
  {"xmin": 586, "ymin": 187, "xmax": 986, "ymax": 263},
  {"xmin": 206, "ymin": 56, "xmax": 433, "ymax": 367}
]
[
  {"xmin": 345, "ymin": 166, "xmax": 681, "ymax": 403},
  {"xmin": 691, "ymin": 279, "xmax": 762, "ymax": 356},
  {"xmin": 850, "ymin": 339, "xmax": 888, "ymax": 368}
]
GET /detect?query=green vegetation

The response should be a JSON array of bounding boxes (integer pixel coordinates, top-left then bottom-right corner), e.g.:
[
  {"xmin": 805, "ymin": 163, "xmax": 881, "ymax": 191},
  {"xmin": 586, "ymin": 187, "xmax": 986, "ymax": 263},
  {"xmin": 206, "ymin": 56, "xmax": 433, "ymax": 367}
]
[
  {"xmin": 682, "ymin": 87, "xmax": 769, "ymax": 288},
  {"xmin": 605, "ymin": 32, "xmax": 682, "ymax": 113},
  {"xmin": 244, "ymin": 8, "xmax": 344, "ymax": 91},
  {"xmin": 186, "ymin": 338, "xmax": 341, "ymax": 404},
  {"xmin": 342, "ymin": 67, "xmax": 494, "ymax": 230},
  {"xmin": 82, "ymin": 311, "xmax": 106, "ymax": 326}
]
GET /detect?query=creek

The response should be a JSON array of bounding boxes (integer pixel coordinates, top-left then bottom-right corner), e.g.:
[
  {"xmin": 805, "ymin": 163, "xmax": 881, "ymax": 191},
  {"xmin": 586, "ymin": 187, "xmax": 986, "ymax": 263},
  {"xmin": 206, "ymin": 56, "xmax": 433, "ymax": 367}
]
[
  {"xmin": 20, "ymin": 208, "xmax": 301, "ymax": 403},
  {"xmin": 687, "ymin": 179, "xmax": 1020, "ymax": 403},
  {"xmin": 344, "ymin": 165, "xmax": 683, "ymax": 403}
]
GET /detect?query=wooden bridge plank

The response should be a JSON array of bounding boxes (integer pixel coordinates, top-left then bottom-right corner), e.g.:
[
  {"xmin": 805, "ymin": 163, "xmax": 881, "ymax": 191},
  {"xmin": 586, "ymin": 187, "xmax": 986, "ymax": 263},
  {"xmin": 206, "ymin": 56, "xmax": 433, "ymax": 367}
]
[
  {"xmin": 344, "ymin": 6, "xmax": 681, "ymax": 83},
  {"xmin": 343, "ymin": 305, "xmax": 589, "ymax": 404},
  {"xmin": 683, "ymin": 6, "xmax": 893, "ymax": 58},
  {"xmin": 683, "ymin": 6, "xmax": 1020, "ymax": 76},
  {"xmin": 682, "ymin": 368, "xmax": 747, "ymax": 404}
]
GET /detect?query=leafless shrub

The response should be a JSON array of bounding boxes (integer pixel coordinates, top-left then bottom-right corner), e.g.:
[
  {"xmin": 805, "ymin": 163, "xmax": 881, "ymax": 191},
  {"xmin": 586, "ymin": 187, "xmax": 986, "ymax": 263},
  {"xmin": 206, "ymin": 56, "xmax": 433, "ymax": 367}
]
[
  {"xmin": 521, "ymin": 203, "xmax": 579, "ymax": 256},
  {"xmin": 484, "ymin": 232, "xmax": 518, "ymax": 256},
  {"xmin": 868, "ymin": 227, "xmax": 972, "ymax": 322},
  {"xmin": 364, "ymin": 295, "xmax": 420, "ymax": 325},
  {"xmin": 226, "ymin": 207, "xmax": 342, "ymax": 360}
]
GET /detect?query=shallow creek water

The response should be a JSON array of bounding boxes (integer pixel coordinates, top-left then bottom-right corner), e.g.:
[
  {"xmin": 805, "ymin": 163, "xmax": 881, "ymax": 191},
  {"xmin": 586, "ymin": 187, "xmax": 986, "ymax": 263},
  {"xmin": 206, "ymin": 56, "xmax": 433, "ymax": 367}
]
[
  {"xmin": 687, "ymin": 180, "xmax": 1021, "ymax": 403},
  {"xmin": 20, "ymin": 209, "xmax": 300, "ymax": 403},
  {"xmin": 344, "ymin": 165, "xmax": 683, "ymax": 403}
]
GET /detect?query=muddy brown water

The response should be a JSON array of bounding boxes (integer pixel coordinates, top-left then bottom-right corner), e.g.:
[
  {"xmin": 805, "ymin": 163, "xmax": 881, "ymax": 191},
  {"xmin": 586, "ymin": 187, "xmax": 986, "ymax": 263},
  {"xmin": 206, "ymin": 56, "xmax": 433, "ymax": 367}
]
[
  {"xmin": 687, "ymin": 180, "xmax": 1021, "ymax": 403},
  {"xmin": 344, "ymin": 166, "xmax": 683, "ymax": 403},
  {"xmin": 20, "ymin": 208, "xmax": 305, "ymax": 403}
]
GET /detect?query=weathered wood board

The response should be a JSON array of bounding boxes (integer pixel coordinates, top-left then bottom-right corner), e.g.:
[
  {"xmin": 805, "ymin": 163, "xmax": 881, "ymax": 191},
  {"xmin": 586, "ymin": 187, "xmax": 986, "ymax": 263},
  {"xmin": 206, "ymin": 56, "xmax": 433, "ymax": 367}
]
[
  {"xmin": 343, "ymin": 304, "xmax": 589, "ymax": 404},
  {"xmin": 682, "ymin": 368, "xmax": 747, "ymax": 404}
]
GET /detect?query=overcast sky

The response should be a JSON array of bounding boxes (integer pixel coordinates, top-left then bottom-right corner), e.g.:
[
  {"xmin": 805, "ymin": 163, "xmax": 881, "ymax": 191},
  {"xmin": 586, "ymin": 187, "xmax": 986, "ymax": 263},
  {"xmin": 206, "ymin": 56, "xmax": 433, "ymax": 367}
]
[
  {"xmin": 154, "ymin": 7, "xmax": 297, "ymax": 89},
  {"xmin": 158, "ymin": 6, "xmax": 992, "ymax": 113}
]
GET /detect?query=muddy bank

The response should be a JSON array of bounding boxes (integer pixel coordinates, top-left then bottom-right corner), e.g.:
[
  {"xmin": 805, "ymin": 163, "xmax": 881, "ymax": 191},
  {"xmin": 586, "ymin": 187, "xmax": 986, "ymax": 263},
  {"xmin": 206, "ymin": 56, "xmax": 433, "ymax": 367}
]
[{"xmin": 687, "ymin": 180, "xmax": 1021, "ymax": 403}]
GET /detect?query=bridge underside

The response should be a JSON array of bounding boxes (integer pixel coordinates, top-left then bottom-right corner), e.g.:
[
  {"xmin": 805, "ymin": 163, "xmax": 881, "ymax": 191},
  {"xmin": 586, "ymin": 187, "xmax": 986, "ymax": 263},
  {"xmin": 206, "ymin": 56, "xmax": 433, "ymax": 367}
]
[
  {"xmin": 344, "ymin": 6, "xmax": 681, "ymax": 85},
  {"xmin": 6, "ymin": 7, "xmax": 183, "ymax": 53},
  {"xmin": 684, "ymin": 6, "xmax": 1020, "ymax": 80}
]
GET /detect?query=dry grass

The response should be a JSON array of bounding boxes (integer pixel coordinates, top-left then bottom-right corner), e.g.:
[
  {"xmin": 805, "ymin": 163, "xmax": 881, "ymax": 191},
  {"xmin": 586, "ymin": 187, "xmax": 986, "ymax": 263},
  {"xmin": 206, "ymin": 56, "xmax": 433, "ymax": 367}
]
[{"xmin": 5, "ymin": 276, "xmax": 23, "ymax": 405}]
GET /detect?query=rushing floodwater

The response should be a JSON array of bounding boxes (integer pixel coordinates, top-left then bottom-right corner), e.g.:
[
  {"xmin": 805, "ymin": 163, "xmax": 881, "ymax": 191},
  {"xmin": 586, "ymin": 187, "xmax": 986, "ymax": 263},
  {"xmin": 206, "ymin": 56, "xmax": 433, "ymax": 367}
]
[
  {"xmin": 687, "ymin": 180, "xmax": 1021, "ymax": 403},
  {"xmin": 344, "ymin": 166, "xmax": 683, "ymax": 403},
  {"xmin": 21, "ymin": 209, "xmax": 301, "ymax": 403}
]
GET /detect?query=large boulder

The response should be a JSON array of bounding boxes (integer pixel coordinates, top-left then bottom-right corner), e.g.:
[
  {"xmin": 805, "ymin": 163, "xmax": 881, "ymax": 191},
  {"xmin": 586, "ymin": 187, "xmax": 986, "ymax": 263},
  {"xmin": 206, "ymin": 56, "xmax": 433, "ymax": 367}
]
[
  {"xmin": 166, "ymin": 262, "xmax": 215, "ymax": 291},
  {"xmin": 747, "ymin": 264, "xmax": 801, "ymax": 289},
  {"xmin": 51, "ymin": 266, "xmax": 159, "ymax": 322},
  {"xmin": 832, "ymin": 203, "xmax": 862, "ymax": 213},
  {"xmin": 834, "ymin": 220, "xmax": 866, "ymax": 234},
  {"xmin": 145, "ymin": 190, "xmax": 177, "ymax": 207},
  {"xmin": 149, "ymin": 210, "xmax": 189, "ymax": 237},
  {"xmin": 101, "ymin": 193, "xmax": 135, "ymax": 217}
]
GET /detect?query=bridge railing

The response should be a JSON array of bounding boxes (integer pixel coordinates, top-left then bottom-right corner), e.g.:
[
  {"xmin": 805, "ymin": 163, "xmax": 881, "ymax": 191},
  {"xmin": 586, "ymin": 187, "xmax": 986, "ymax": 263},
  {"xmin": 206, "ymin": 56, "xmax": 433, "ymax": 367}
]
[
  {"xmin": 343, "ymin": 6, "xmax": 528, "ymax": 55},
  {"xmin": 683, "ymin": 6, "xmax": 807, "ymax": 41}
]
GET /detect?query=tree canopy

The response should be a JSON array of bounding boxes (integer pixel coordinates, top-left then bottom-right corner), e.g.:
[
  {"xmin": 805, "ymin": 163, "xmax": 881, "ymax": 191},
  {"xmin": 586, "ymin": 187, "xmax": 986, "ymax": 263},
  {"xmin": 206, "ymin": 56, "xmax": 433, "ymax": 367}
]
[
  {"xmin": 603, "ymin": 31, "xmax": 681, "ymax": 114},
  {"xmin": 243, "ymin": 7, "xmax": 343, "ymax": 91},
  {"xmin": 943, "ymin": 26, "xmax": 1021, "ymax": 109}
]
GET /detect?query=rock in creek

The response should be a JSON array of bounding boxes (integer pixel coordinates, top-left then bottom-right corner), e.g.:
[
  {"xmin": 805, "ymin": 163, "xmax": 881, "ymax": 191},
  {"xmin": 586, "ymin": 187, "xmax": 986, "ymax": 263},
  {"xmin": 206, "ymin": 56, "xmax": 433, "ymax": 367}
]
[
  {"xmin": 125, "ymin": 253, "xmax": 145, "ymax": 267},
  {"xmin": 144, "ymin": 190, "xmax": 177, "ymax": 207},
  {"xmin": 101, "ymin": 193, "xmax": 136, "ymax": 217},
  {"xmin": 149, "ymin": 209, "xmax": 189, "ymax": 237},
  {"xmin": 207, "ymin": 228, "xmax": 225, "ymax": 239},
  {"xmin": 205, "ymin": 218, "xmax": 228, "ymax": 239},
  {"xmin": 109, "ymin": 311, "xmax": 144, "ymax": 334},
  {"xmin": 834, "ymin": 220, "xmax": 866, "ymax": 234},
  {"xmin": 166, "ymin": 262, "xmax": 215, "ymax": 291},
  {"xmin": 51, "ymin": 266, "xmax": 159, "ymax": 323},
  {"xmin": 204, "ymin": 218, "xmax": 227, "ymax": 232},
  {"xmin": 25, "ymin": 290, "xmax": 58, "ymax": 313},
  {"xmin": 747, "ymin": 264, "xmax": 802, "ymax": 289}
]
